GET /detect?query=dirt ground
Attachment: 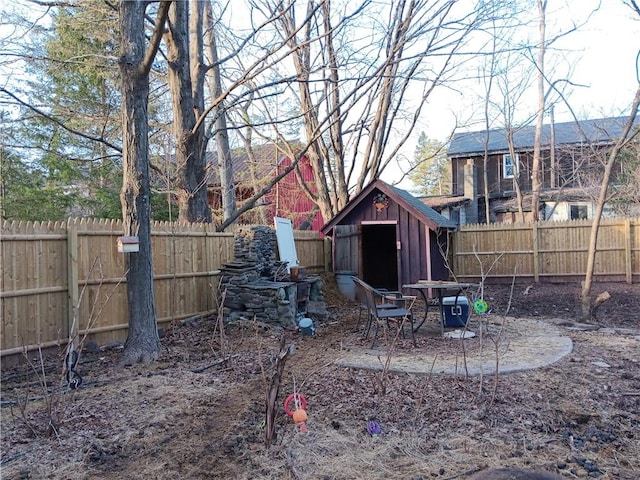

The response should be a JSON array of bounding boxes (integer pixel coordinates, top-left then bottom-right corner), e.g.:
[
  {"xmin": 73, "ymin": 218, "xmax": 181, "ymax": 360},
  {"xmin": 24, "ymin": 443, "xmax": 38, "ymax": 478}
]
[{"xmin": 1, "ymin": 277, "xmax": 639, "ymax": 480}]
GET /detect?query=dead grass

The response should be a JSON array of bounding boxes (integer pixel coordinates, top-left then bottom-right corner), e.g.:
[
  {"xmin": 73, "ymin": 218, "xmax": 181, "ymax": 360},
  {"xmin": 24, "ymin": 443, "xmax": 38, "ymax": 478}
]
[{"xmin": 1, "ymin": 278, "xmax": 639, "ymax": 480}]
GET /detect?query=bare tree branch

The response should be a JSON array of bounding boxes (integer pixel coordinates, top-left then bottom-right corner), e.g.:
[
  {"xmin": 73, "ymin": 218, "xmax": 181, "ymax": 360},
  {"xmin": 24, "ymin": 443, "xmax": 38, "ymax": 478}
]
[
  {"xmin": 0, "ymin": 87, "xmax": 122, "ymax": 153},
  {"xmin": 141, "ymin": 1, "xmax": 171, "ymax": 77}
]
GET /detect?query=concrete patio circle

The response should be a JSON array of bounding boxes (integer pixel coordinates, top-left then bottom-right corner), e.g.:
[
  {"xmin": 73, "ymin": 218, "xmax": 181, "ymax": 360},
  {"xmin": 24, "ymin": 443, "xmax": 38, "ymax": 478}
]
[{"xmin": 336, "ymin": 317, "xmax": 573, "ymax": 375}]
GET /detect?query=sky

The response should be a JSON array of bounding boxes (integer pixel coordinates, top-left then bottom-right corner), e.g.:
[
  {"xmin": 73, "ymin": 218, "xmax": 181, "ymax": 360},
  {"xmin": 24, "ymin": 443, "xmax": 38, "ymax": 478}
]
[
  {"xmin": 433, "ymin": 2, "xmax": 637, "ymax": 139},
  {"xmin": 386, "ymin": 0, "xmax": 640, "ymax": 190},
  {"xmin": 1, "ymin": 1, "xmax": 638, "ymax": 193}
]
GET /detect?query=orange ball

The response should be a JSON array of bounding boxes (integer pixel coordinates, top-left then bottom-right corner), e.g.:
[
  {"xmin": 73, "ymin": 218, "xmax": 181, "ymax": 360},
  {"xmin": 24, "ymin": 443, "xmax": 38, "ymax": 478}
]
[{"xmin": 292, "ymin": 408, "xmax": 308, "ymax": 424}]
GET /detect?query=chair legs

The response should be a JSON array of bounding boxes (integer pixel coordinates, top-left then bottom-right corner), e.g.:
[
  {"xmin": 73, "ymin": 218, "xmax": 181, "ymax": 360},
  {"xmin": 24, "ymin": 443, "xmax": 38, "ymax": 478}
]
[
  {"xmin": 355, "ymin": 306, "xmax": 364, "ymax": 333},
  {"xmin": 363, "ymin": 314, "xmax": 373, "ymax": 338},
  {"xmin": 370, "ymin": 321, "xmax": 380, "ymax": 348},
  {"xmin": 397, "ymin": 314, "xmax": 417, "ymax": 347},
  {"xmin": 406, "ymin": 314, "xmax": 416, "ymax": 346},
  {"xmin": 369, "ymin": 314, "xmax": 416, "ymax": 348}
]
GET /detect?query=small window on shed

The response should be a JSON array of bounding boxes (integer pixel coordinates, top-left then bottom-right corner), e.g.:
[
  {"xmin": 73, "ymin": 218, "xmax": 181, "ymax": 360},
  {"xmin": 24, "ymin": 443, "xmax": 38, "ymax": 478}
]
[
  {"xmin": 503, "ymin": 154, "xmax": 519, "ymax": 179},
  {"xmin": 570, "ymin": 204, "xmax": 589, "ymax": 220}
]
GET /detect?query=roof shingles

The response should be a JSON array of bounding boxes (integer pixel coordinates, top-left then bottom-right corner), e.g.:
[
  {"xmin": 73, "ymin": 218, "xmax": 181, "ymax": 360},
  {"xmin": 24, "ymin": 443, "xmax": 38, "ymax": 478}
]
[{"xmin": 448, "ymin": 116, "xmax": 638, "ymax": 158}]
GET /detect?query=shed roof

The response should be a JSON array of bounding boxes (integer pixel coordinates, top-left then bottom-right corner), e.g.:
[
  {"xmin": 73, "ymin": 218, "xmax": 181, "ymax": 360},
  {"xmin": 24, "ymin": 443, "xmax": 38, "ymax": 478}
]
[
  {"xmin": 321, "ymin": 179, "xmax": 456, "ymax": 235},
  {"xmin": 448, "ymin": 116, "xmax": 638, "ymax": 158}
]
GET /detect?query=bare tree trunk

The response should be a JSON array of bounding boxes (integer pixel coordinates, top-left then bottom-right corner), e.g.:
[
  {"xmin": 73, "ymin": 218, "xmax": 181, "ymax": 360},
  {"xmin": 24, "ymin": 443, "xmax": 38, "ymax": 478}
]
[
  {"xmin": 321, "ymin": 0, "xmax": 347, "ymax": 210},
  {"xmin": 581, "ymin": 87, "xmax": 640, "ymax": 319},
  {"xmin": 506, "ymin": 130, "xmax": 525, "ymax": 222},
  {"xmin": 118, "ymin": 0, "xmax": 170, "ymax": 365},
  {"xmin": 165, "ymin": 1, "xmax": 212, "ymax": 223},
  {"xmin": 204, "ymin": 1, "xmax": 235, "ymax": 222},
  {"xmin": 530, "ymin": 0, "xmax": 547, "ymax": 222},
  {"xmin": 278, "ymin": 2, "xmax": 336, "ymax": 223},
  {"xmin": 481, "ymin": 28, "xmax": 495, "ymax": 224}
]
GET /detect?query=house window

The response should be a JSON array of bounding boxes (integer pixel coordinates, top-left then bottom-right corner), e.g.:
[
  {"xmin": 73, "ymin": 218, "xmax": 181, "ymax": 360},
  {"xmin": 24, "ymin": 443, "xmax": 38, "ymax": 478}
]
[
  {"xmin": 570, "ymin": 204, "xmax": 589, "ymax": 220},
  {"xmin": 503, "ymin": 154, "xmax": 519, "ymax": 179}
]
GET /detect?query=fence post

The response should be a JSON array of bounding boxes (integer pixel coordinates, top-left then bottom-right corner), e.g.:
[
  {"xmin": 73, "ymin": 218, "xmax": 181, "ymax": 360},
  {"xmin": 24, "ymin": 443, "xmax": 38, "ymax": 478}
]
[
  {"xmin": 625, "ymin": 218, "xmax": 632, "ymax": 284},
  {"xmin": 323, "ymin": 237, "xmax": 332, "ymax": 272},
  {"xmin": 532, "ymin": 222, "xmax": 539, "ymax": 283},
  {"xmin": 67, "ymin": 221, "xmax": 79, "ymax": 340}
]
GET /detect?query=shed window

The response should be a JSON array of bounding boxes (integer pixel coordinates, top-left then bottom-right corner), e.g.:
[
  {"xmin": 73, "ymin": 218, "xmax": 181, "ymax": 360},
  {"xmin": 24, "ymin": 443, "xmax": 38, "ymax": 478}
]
[{"xmin": 503, "ymin": 154, "xmax": 519, "ymax": 179}]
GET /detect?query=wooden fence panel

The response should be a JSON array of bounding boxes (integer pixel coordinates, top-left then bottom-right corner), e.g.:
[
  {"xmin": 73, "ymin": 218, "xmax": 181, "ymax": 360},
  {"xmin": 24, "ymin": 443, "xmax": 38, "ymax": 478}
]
[
  {"xmin": 74, "ymin": 218, "xmax": 129, "ymax": 347},
  {"xmin": 292, "ymin": 231, "xmax": 326, "ymax": 271},
  {"xmin": 632, "ymin": 219, "xmax": 640, "ymax": 281},
  {"xmin": 1, "ymin": 219, "xmax": 323, "ymax": 355},
  {"xmin": 4, "ymin": 216, "xmax": 638, "ymax": 356},
  {"xmin": 453, "ymin": 217, "xmax": 640, "ymax": 283},
  {"xmin": 1, "ymin": 221, "xmax": 69, "ymax": 353},
  {"xmin": 537, "ymin": 220, "xmax": 626, "ymax": 277},
  {"xmin": 453, "ymin": 223, "xmax": 535, "ymax": 279},
  {"xmin": 150, "ymin": 222, "xmax": 234, "ymax": 330}
]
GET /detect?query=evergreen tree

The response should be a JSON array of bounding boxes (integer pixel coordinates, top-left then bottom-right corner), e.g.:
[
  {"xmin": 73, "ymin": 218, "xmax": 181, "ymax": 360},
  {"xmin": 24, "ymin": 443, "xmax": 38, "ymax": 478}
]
[
  {"xmin": 409, "ymin": 132, "xmax": 451, "ymax": 196},
  {"xmin": 6, "ymin": 1, "xmax": 174, "ymax": 221},
  {"xmin": 11, "ymin": 2, "xmax": 122, "ymax": 218},
  {"xmin": 0, "ymin": 145, "xmax": 73, "ymax": 220}
]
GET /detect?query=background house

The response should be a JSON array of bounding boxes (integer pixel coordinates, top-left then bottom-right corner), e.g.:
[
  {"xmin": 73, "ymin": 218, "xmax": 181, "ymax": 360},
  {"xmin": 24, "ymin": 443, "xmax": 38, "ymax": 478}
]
[
  {"xmin": 321, "ymin": 179, "xmax": 456, "ymax": 292},
  {"xmin": 444, "ymin": 116, "xmax": 640, "ymax": 224},
  {"xmin": 206, "ymin": 143, "xmax": 324, "ymax": 230}
]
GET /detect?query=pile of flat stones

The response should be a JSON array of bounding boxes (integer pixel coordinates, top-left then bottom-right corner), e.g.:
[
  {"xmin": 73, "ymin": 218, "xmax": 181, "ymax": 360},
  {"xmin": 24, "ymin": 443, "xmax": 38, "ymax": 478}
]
[
  {"xmin": 233, "ymin": 226, "xmax": 277, "ymax": 276},
  {"xmin": 221, "ymin": 226, "xmax": 297, "ymax": 326}
]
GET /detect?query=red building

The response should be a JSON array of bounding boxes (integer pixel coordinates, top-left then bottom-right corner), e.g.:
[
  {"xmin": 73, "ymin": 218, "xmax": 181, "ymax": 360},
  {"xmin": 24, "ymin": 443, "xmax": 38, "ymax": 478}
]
[{"xmin": 206, "ymin": 143, "xmax": 324, "ymax": 231}]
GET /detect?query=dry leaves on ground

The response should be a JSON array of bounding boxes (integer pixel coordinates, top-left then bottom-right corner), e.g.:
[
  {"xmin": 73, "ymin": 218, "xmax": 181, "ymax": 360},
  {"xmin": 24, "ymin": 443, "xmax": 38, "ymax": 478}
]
[{"xmin": 1, "ymin": 278, "xmax": 639, "ymax": 480}]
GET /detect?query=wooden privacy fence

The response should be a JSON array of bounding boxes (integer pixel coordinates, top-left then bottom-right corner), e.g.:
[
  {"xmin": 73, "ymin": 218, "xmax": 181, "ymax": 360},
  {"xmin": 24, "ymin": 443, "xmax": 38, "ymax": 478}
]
[
  {"xmin": 452, "ymin": 217, "xmax": 640, "ymax": 283},
  {"xmin": 3, "ymin": 216, "xmax": 638, "ymax": 355},
  {"xmin": 0, "ymin": 218, "xmax": 327, "ymax": 356}
]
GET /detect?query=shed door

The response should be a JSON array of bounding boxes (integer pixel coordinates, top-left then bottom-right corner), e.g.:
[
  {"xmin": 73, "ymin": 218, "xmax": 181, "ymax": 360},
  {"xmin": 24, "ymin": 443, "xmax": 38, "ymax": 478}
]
[
  {"xmin": 362, "ymin": 224, "xmax": 398, "ymax": 291},
  {"xmin": 333, "ymin": 225, "xmax": 360, "ymax": 274}
]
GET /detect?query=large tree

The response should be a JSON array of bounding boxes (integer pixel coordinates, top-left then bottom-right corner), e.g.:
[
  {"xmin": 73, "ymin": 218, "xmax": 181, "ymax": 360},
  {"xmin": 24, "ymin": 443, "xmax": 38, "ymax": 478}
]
[
  {"xmin": 262, "ymin": 0, "xmax": 495, "ymax": 221},
  {"xmin": 163, "ymin": 0, "xmax": 212, "ymax": 223},
  {"xmin": 204, "ymin": 1, "xmax": 236, "ymax": 223},
  {"xmin": 118, "ymin": 0, "xmax": 171, "ymax": 365}
]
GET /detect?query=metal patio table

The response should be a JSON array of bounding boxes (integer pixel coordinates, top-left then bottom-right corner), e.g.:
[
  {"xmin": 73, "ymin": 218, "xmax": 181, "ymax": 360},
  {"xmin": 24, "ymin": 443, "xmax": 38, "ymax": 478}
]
[{"xmin": 403, "ymin": 280, "xmax": 478, "ymax": 335}]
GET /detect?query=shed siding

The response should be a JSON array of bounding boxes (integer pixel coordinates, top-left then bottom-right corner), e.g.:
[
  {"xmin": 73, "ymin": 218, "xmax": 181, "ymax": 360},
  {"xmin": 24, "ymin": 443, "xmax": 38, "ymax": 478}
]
[
  {"xmin": 324, "ymin": 181, "xmax": 452, "ymax": 291},
  {"xmin": 335, "ymin": 190, "xmax": 439, "ymax": 289},
  {"xmin": 399, "ymin": 209, "xmax": 429, "ymax": 286},
  {"xmin": 431, "ymin": 230, "xmax": 450, "ymax": 280}
]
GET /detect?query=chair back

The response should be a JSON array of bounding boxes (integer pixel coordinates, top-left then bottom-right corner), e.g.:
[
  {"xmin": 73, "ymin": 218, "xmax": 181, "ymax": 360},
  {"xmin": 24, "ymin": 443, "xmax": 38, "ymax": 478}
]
[
  {"xmin": 352, "ymin": 276, "xmax": 376, "ymax": 311},
  {"xmin": 352, "ymin": 276, "xmax": 367, "ymax": 304}
]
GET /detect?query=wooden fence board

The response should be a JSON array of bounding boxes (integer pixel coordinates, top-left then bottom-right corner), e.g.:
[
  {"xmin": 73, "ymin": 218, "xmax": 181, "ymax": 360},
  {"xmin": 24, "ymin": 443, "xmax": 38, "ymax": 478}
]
[
  {"xmin": 5, "ymin": 216, "xmax": 636, "ymax": 355},
  {"xmin": 1, "ymin": 219, "xmax": 324, "ymax": 354},
  {"xmin": 453, "ymin": 217, "xmax": 640, "ymax": 283},
  {"xmin": 1, "ymin": 221, "xmax": 69, "ymax": 352}
]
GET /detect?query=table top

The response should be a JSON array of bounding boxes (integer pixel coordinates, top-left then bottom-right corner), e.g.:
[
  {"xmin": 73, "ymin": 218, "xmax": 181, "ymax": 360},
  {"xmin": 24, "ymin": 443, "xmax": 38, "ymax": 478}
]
[{"xmin": 403, "ymin": 280, "xmax": 478, "ymax": 290}]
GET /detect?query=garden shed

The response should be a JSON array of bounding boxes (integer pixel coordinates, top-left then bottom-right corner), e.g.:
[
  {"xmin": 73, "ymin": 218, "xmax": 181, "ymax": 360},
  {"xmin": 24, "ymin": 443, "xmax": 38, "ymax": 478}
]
[{"xmin": 321, "ymin": 179, "xmax": 457, "ymax": 293}]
